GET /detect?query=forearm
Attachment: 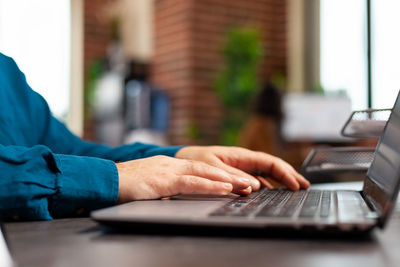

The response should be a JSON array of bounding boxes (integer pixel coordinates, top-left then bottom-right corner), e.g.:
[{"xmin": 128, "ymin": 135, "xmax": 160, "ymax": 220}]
[
  {"xmin": 41, "ymin": 116, "xmax": 183, "ymax": 162},
  {"xmin": 75, "ymin": 141, "xmax": 184, "ymax": 161}
]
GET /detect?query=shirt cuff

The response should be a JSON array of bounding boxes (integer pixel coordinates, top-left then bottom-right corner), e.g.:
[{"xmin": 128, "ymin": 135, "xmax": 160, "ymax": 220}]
[{"xmin": 49, "ymin": 154, "xmax": 119, "ymax": 218}]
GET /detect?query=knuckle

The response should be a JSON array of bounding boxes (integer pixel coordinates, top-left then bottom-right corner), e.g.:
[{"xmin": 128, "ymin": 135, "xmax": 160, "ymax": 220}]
[
  {"xmin": 196, "ymin": 161, "xmax": 210, "ymax": 170},
  {"xmin": 203, "ymin": 153, "xmax": 217, "ymax": 162},
  {"xmin": 179, "ymin": 176, "xmax": 201, "ymax": 193},
  {"xmin": 153, "ymin": 155, "xmax": 169, "ymax": 161},
  {"xmin": 183, "ymin": 159, "xmax": 196, "ymax": 173},
  {"xmin": 254, "ymin": 151, "xmax": 264, "ymax": 157},
  {"xmin": 238, "ymin": 147, "xmax": 250, "ymax": 153},
  {"xmin": 153, "ymin": 155, "xmax": 174, "ymax": 168},
  {"xmin": 180, "ymin": 176, "xmax": 195, "ymax": 188},
  {"xmin": 187, "ymin": 160, "xmax": 210, "ymax": 173}
]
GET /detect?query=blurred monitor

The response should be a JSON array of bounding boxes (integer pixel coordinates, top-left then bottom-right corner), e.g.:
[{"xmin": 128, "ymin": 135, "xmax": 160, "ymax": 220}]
[{"xmin": 282, "ymin": 93, "xmax": 352, "ymax": 142}]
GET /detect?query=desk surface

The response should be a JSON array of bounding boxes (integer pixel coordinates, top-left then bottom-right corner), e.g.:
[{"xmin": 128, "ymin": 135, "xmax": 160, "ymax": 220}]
[{"xmin": 4, "ymin": 183, "xmax": 400, "ymax": 267}]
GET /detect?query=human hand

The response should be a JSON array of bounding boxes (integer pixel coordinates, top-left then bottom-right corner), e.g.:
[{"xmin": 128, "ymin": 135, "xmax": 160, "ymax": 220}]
[
  {"xmin": 116, "ymin": 155, "xmax": 252, "ymax": 203},
  {"xmin": 175, "ymin": 146, "xmax": 310, "ymax": 193}
]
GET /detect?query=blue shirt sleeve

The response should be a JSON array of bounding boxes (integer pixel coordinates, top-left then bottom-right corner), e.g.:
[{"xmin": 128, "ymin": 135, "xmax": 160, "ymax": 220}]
[
  {"xmin": 0, "ymin": 53, "xmax": 184, "ymax": 221},
  {"xmin": 0, "ymin": 144, "xmax": 118, "ymax": 221},
  {"xmin": 40, "ymin": 114, "xmax": 183, "ymax": 162}
]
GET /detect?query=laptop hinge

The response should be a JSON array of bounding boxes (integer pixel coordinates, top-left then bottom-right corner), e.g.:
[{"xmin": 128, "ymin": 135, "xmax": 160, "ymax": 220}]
[
  {"xmin": 359, "ymin": 190, "xmax": 381, "ymax": 221},
  {"xmin": 360, "ymin": 191, "xmax": 375, "ymax": 211}
]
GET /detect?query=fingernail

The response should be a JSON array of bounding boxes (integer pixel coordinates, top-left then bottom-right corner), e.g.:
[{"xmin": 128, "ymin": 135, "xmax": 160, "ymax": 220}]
[
  {"xmin": 251, "ymin": 179, "xmax": 260, "ymax": 189},
  {"xmin": 223, "ymin": 183, "xmax": 233, "ymax": 190}
]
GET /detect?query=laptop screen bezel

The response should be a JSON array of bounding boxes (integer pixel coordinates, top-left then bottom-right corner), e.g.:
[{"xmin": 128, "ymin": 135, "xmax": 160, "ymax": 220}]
[{"xmin": 362, "ymin": 91, "xmax": 400, "ymax": 228}]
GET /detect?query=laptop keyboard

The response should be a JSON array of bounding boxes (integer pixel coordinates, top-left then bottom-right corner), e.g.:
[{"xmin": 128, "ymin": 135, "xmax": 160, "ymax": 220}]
[{"xmin": 209, "ymin": 188, "xmax": 332, "ymax": 219}]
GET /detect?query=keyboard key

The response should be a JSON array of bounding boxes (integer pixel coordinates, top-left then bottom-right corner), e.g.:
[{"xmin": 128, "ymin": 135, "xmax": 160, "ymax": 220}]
[
  {"xmin": 210, "ymin": 189, "xmax": 329, "ymax": 220},
  {"xmin": 209, "ymin": 188, "xmax": 269, "ymax": 216},
  {"xmin": 299, "ymin": 191, "xmax": 322, "ymax": 218},
  {"xmin": 337, "ymin": 191, "xmax": 368, "ymax": 222},
  {"xmin": 277, "ymin": 191, "xmax": 307, "ymax": 217},
  {"xmin": 255, "ymin": 191, "xmax": 292, "ymax": 217},
  {"xmin": 231, "ymin": 190, "xmax": 279, "ymax": 217},
  {"xmin": 319, "ymin": 191, "xmax": 331, "ymax": 218}
]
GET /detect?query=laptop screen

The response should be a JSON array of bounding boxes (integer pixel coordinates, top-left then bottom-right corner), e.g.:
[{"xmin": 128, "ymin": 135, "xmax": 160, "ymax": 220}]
[{"xmin": 363, "ymin": 91, "xmax": 400, "ymax": 226}]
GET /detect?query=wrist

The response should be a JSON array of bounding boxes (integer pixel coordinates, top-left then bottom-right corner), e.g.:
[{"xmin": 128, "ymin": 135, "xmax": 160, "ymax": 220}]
[
  {"xmin": 175, "ymin": 146, "xmax": 201, "ymax": 159},
  {"xmin": 116, "ymin": 162, "xmax": 129, "ymax": 204}
]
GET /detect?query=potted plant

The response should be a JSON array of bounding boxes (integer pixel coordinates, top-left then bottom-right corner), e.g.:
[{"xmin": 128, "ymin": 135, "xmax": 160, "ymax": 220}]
[{"xmin": 215, "ymin": 27, "xmax": 264, "ymax": 145}]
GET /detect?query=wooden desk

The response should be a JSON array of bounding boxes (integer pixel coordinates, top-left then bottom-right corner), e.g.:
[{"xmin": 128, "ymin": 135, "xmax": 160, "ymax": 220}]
[{"xmin": 4, "ymin": 184, "xmax": 400, "ymax": 267}]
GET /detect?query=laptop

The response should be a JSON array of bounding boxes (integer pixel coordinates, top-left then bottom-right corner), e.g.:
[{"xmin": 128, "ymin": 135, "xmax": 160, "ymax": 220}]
[{"xmin": 92, "ymin": 91, "xmax": 400, "ymax": 233}]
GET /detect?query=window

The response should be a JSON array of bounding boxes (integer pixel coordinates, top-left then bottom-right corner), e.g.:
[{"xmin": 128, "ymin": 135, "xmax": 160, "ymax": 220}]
[
  {"xmin": 371, "ymin": 0, "xmax": 400, "ymax": 109},
  {"xmin": 320, "ymin": 0, "xmax": 367, "ymax": 110},
  {"xmin": 320, "ymin": 0, "xmax": 400, "ymax": 110},
  {"xmin": 0, "ymin": 0, "xmax": 71, "ymax": 119}
]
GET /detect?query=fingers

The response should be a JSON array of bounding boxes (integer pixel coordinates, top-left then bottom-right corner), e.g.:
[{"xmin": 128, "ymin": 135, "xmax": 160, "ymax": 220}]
[
  {"xmin": 211, "ymin": 160, "xmax": 261, "ymax": 191},
  {"xmin": 261, "ymin": 155, "xmax": 309, "ymax": 190},
  {"xmin": 235, "ymin": 186, "xmax": 252, "ymax": 195},
  {"xmin": 226, "ymin": 150, "xmax": 310, "ymax": 191},
  {"xmin": 264, "ymin": 158, "xmax": 299, "ymax": 190},
  {"xmin": 176, "ymin": 147, "xmax": 310, "ymax": 194},
  {"xmin": 276, "ymin": 159, "xmax": 310, "ymax": 189},
  {"xmin": 256, "ymin": 176, "xmax": 274, "ymax": 189},
  {"xmin": 184, "ymin": 160, "xmax": 251, "ymax": 191},
  {"xmin": 178, "ymin": 175, "xmax": 233, "ymax": 195},
  {"xmin": 293, "ymin": 171, "xmax": 310, "ymax": 189}
]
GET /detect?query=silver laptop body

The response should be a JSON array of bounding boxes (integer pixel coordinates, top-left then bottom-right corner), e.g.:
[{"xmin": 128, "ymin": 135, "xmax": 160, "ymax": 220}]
[{"xmin": 92, "ymin": 92, "xmax": 400, "ymax": 232}]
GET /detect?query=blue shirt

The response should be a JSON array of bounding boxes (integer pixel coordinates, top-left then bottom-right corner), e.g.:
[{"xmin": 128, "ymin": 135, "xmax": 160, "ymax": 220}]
[{"xmin": 0, "ymin": 53, "xmax": 181, "ymax": 221}]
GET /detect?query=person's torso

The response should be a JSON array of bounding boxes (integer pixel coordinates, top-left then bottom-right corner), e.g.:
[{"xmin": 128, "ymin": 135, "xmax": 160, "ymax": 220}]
[{"xmin": 0, "ymin": 53, "xmax": 47, "ymax": 146}]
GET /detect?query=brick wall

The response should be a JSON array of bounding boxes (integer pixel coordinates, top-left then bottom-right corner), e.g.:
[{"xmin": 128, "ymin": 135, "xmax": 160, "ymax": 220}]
[
  {"xmin": 152, "ymin": 0, "xmax": 287, "ymax": 145},
  {"xmin": 82, "ymin": 0, "xmax": 288, "ymax": 144}
]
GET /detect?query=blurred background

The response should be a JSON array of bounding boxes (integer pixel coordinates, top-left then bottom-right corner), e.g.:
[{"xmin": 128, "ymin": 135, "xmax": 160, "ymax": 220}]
[{"xmin": 0, "ymin": 0, "xmax": 399, "ymax": 171}]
